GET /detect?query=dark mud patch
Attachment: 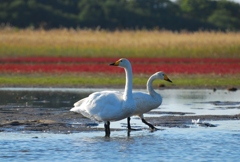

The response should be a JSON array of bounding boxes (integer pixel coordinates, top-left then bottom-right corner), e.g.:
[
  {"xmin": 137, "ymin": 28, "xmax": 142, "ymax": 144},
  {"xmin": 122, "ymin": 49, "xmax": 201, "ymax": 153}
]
[
  {"xmin": 196, "ymin": 101, "xmax": 240, "ymax": 106},
  {"xmin": 0, "ymin": 107, "xmax": 109, "ymax": 133},
  {"xmin": 1, "ymin": 106, "xmax": 240, "ymax": 133},
  {"xmin": 147, "ymin": 111, "xmax": 195, "ymax": 115},
  {"xmin": 193, "ymin": 101, "xmax": 240, "ymax": 110},
  {"xmin": 145, "ymin": 114, "xmax": 240, "ymax": 128}
]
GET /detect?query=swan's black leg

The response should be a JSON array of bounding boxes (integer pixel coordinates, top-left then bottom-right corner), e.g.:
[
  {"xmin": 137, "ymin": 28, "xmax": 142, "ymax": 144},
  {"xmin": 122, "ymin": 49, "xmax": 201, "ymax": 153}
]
[
  {"xmin": 104, "ymin": 121, "xmax": 110, "ymax": 137},
  {"xmin": 127, "ymin": 117, "xmax": 131, "ymax": 130},
  {"xmin": 127, "ymin": 129, "xmax": 131, "ymax": 137},
  {"xmin": 104, "ymin": 122, "xmax": 107, "ymax": 135},
  {"xmin": 127, "ymin": 117, "xmax": 132, "ymax": 136},
  {"xmin": 127, "ymin": 117, "xmax": 141, "ymax": 131},
  {"xmin": 107, "ymin": 121, "xmax": 110, "ymax": 136},
  {"xmin": 141, "ymin": 118, "xmax": 157, "ymax": 130}
]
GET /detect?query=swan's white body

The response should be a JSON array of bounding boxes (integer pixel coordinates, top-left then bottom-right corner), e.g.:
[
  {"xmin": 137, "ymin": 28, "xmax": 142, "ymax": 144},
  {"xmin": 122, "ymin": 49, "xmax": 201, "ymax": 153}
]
[
  {"xmin": 72, "ymin": 90, "xmax": 135, "ymax": 122},
  {"xmin": 133, "ymin": 72, "xmax": 169, "ymax": 117},
  {"xmin": 70, "ymin": 58, "xmax": 136, "ymax": 129},
  {"xmin": 127, "ymin": 72, "xmax": 172, "ymax": 130},
  {"xmin": 132, "ymin": 92, "xmax": 162, "ymax": 117}
]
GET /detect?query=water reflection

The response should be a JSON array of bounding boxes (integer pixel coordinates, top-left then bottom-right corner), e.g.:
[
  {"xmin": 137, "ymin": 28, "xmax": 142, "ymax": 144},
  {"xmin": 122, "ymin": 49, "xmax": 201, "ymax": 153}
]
[{"xmin": 0, "ymin": 89, "xmax": 90, "ymax": 108}]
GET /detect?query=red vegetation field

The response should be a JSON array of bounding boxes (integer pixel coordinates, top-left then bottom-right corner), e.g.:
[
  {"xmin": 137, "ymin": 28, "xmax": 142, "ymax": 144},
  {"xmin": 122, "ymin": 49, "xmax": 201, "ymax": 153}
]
[{"xmin": 0, "ymin": 57, "xmax": 240, "ymax": 75}]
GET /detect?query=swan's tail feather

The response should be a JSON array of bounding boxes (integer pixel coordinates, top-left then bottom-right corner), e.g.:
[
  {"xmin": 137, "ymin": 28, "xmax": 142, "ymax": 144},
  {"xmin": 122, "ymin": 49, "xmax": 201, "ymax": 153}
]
[
  {"xmin": 70, "ymin": 107, "xmax": 79, "ymax": 112},
  {"xmin": 70, "ymin": 107, "xmax": 99, "ymax": 121},
  {"xmin": 73, "ymin": 97, "xmax": 87, "ymax": 107}
]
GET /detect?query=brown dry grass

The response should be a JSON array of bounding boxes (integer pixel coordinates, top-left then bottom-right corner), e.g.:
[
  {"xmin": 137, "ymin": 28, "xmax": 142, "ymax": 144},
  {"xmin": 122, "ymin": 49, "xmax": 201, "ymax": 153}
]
[{"xmin": 0, "ymin": 28, "xmax": 240, "ymax": 58}]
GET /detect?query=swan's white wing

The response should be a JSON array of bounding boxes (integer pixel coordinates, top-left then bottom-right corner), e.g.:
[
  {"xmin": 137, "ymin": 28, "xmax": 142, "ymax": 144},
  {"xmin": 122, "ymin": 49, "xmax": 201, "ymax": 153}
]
[
  {"xmin": 71, "ymin": 91, "xmax": 134, "ymax": 122},
  {"xmin": 86, "ymin": 91, "xmax": 122, "ymax": 121}
]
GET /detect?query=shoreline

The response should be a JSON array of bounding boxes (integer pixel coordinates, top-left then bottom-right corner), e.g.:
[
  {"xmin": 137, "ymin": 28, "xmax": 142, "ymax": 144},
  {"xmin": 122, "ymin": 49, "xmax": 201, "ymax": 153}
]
[
  {"xmin": 0, "ymin": 106, "xmax": 239, "ymax": 134},
  {"xmin": 0, "ymin": 86, "xmax": 238, "ymax": 92}
]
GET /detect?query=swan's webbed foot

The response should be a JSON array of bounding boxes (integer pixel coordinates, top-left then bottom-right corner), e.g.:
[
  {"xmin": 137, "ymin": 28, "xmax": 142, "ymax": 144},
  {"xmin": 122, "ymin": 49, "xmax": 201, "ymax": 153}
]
[
  {"xmin": 104, "ymin": 121, "xmax": 110, "ymax": 137},
  {"xmin": 141, "ymin": 118, "xmax": 158, "ymax": 131}
]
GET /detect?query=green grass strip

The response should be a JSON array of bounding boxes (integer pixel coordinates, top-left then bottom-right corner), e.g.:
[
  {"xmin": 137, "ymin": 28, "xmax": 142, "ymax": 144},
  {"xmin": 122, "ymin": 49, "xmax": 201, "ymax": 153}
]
[{"xmin": 0, "ymin": 74, "xmax": 239, "ymax": 89}]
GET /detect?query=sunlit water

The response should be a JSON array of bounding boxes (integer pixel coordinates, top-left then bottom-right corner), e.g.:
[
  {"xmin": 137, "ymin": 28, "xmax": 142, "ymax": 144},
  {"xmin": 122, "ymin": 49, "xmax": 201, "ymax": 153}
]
[{"xmin": 0, "ymin": 88, "xmax": 240, "ymax": 162}]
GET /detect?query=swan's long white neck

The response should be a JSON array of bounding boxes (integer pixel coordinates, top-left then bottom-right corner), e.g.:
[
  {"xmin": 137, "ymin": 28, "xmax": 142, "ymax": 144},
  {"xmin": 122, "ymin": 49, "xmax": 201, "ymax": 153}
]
[
  {"xmin": 146, "ymin": 74, "xmax": 158, "ymax": 96},
  {"xmin": 123, "ymin": 64, "xmax": 133, "ymax": 100}
]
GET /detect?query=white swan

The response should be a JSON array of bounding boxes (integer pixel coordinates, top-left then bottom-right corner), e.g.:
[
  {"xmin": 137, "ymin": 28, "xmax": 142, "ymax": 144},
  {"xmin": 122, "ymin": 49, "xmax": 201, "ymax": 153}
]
[
  {"xmin": 127, "ymin": 71, "xmax": 172, "ymax": 130},
  {"xmin": 70, "ymin": 58, "xmax": 136, "ymax": 137}
]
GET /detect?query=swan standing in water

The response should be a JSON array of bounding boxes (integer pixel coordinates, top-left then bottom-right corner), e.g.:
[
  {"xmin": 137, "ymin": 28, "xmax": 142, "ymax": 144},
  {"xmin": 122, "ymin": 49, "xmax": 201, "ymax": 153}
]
[
  {"xmin": 70, "ymin": 58, "xmax": 136, "ymax": 137},
  {"xmin": 127, "ymin": 71, "xmax": 172, "ymax": 131}
]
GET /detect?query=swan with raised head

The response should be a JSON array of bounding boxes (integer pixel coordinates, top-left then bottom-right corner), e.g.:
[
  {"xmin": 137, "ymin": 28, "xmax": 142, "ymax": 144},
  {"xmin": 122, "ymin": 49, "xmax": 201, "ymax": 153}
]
[
  {"xmin": 127, "ymin": 71, "xmax": 172, "ymax": 130},
  {"xmin": 70, "ymin": 58, "xmax": 136, "ymax": 137}
]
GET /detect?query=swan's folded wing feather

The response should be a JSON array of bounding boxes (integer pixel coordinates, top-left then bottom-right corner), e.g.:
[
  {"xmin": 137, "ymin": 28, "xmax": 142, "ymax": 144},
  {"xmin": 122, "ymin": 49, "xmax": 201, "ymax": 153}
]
[
  {"xmin": 73, "ymin": 97, "xmax": 87, "ymax": 107},
  {"xmin": 71, "ymin": 91, "xmax": 128, "ymax": 121},
  {"xmin": 86, "ymin": 91, "xmax": 125, "ymax": 121}
]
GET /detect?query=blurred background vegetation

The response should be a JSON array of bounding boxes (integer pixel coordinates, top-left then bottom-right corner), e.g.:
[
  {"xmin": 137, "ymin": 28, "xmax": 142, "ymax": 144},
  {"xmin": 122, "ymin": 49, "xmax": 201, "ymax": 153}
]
[{"xmin": 0, "ymin": 0, "xmax": 240, "ymax": 31}]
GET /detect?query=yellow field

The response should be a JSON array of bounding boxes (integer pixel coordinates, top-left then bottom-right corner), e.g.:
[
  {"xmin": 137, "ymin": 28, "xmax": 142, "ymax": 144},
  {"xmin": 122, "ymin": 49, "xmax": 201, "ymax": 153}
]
[{"xmin": 0, "ymin": 28, "xmax": 240, "ymax": 58}]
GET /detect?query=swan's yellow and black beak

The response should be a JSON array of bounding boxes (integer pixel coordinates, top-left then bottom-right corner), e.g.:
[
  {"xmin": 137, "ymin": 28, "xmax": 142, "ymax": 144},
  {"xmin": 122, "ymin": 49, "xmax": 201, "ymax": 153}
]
[
  {"xmin": 109, "ymin": 59, "xmax": 120, "ymax": 66},
  {"xmin": 164, "ymin": 74, "xmax": 172, "ymax": 83}
]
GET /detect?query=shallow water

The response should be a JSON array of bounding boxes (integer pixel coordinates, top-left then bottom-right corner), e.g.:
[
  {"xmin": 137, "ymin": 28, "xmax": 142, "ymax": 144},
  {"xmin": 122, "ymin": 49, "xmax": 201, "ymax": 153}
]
[
  {"xmin": 0, "ymin": 88, "xmax": 240, "ymax": 162},
  {"xmin": 0, "ymin": 124, "xmax": 240, "ymax": 162},
  {"xmin": 160, "ymin": 89, "xmax": 240, "ymax": 116}
]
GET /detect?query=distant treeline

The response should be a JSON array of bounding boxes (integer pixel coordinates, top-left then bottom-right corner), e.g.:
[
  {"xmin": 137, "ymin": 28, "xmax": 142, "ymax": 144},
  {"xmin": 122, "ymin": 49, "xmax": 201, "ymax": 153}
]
[{"xmin": 1, "ymin": 0, "xmax": 240, "ymax": 31}]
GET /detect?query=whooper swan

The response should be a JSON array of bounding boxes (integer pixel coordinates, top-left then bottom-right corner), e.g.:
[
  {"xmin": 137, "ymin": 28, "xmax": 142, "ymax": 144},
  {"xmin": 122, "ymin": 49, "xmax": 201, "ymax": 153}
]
[
  {"xmin": 127, "ymin": 71, "xmax": 172, "ymax": 130},
  {"xmin": 70, "ymin": 58, "xmax": 136, "ymax": 137}
]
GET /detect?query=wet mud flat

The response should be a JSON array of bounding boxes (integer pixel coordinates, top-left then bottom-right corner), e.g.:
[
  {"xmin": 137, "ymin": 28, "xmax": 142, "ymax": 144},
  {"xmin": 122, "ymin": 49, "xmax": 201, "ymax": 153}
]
[
  {"xmin": 0, "ymin": 106, "xmax": 239, "ymax": 133},
  {"xmin": 0, "ymin": 106, "xmax": 102, "ymax": 133},
  {"xmin": 146, "ymin": 112, "xmax": 240, "ymax": 128}
]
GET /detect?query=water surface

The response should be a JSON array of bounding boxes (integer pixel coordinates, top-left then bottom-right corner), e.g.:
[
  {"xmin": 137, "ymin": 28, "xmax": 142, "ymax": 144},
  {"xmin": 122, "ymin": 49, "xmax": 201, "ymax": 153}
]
[{"xmin": 0, "ymin": 88, "xmax": 239, "ymax": 162}]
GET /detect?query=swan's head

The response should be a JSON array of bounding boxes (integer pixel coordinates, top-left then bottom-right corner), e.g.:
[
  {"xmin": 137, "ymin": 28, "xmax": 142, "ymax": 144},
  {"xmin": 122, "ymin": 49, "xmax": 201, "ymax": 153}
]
[
  {"xmin": 109, "ymin": 58, "xmax": 131, "ymax": 68},
  {"xmin": 155, "ymin": 71, "xmax": 172, "ymax": 83}
]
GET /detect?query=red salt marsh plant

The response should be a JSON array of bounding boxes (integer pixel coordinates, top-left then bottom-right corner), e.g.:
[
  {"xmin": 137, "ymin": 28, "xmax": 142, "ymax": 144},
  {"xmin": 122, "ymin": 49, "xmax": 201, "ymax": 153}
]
[{"xmin": 0, "ymin": 57, "xmax": 240, "ymax": 75}]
